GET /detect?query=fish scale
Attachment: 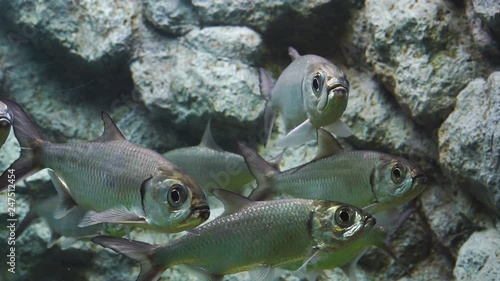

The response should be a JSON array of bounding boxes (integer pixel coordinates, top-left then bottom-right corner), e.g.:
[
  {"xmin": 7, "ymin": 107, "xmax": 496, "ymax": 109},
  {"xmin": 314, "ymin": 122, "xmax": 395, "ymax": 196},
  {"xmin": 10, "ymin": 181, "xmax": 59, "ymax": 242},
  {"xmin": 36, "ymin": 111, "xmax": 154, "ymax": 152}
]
[
  {"xmin": 155, "ymin": 199, "xmax": 314, "ymax": 273},
  {"xmin": 40, "ymin": 140, "xmax": 168, "ymax": 212}
]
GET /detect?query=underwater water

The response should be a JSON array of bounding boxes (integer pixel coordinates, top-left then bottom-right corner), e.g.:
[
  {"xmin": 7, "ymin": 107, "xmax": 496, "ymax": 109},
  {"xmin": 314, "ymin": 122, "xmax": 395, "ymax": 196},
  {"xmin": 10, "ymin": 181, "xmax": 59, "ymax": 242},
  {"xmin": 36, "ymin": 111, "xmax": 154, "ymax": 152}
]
[{"xmin": 0, "ymin": 0, "xmax": 499, "ymax": 281}]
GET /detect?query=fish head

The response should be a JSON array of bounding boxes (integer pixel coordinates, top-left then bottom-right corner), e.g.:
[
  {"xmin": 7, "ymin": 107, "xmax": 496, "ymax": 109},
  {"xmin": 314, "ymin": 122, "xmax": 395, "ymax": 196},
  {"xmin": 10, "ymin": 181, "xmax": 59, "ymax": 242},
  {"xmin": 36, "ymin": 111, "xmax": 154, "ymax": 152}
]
[
  {"xmin": 142, "ymin": 170, "xmax": 210, "ymax": 233},
  {"xmin": 311, "ymin": 201, "xmax": 376, "ymax": 252},
  {"xmin": 371, "ymin": 155, "xmax": 428, "ymax": 211},
  {"xmin": 302, "ymin": 61, "xmax": 349, "ymax": 127}
]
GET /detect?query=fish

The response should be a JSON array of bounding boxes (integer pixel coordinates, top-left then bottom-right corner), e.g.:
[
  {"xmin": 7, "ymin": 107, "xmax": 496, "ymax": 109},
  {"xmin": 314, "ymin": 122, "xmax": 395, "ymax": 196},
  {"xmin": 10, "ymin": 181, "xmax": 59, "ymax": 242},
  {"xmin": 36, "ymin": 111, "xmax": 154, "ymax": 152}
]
[
  {"xmin": 164, "ymin": 120, "xmax": 283, "ymax": 193},
  {"xmin": 243, "ymin": 128, "xmax": 428, "ymax": 214},
  {"xmin": 260, "ymin": 47, "xmax": 352, "ymax": 147},
  {"xmin": 16, "ymin": 196, "xmax": 126, "ymax": 250},
  {"xmin": 92, "ymin": 189, "xmax": 376, "ymax": 281},
  {"xmin": 0, "ymin": 100, "xmax": 13, "ymax": 149},
  {"xmin": 0, "ymin": 98, "xmax": 210, "ymax": 233}
]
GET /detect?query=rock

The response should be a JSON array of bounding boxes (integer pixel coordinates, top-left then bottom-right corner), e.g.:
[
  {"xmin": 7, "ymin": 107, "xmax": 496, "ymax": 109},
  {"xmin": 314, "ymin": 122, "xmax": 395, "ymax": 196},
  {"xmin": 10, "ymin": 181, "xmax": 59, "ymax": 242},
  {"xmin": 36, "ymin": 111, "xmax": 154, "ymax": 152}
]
[
  {"xmin": 130, "ymin": 18, "xmax": 264, "ymax": 141},
  {"xmin": 143, "ymin": 0, "xmax": 199, "ymax": 36},
  {"xmin": 438, "ymin": 72, "xmax": 500, "ymax": 215},
  {"xmin": 364, "ymin": 0, "xmax": 479, "ymax": 127},
  {"xmin": 466, "ymin": 0, "xmax": 500, "ymax": 63},
  {"xmin": 343, "ymin": 70, "xmax": 438, "ymax": 173},
  {"xmin": 2, "ymin": 0, "xmax": 135, "ymax": 64},
  {"xmin": 454, "ymin": 228, "xmax": 500, "ymax": 280}
]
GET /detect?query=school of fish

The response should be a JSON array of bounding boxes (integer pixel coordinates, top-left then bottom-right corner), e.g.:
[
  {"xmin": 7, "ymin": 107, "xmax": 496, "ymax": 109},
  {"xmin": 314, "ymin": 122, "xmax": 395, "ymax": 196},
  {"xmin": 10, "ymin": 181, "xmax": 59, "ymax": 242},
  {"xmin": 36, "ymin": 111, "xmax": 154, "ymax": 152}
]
[{"xmin": 0, "ymin": 47, "xmax": 428, "ymax": 281}]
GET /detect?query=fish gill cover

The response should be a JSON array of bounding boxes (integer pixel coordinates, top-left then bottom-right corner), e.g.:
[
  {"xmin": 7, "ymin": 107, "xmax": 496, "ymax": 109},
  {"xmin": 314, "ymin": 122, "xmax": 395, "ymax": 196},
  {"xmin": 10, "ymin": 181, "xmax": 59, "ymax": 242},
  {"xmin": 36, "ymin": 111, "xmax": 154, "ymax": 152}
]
[{"xmin": 0, "ymin": 0, "xmax": 499, "ymax": 281}]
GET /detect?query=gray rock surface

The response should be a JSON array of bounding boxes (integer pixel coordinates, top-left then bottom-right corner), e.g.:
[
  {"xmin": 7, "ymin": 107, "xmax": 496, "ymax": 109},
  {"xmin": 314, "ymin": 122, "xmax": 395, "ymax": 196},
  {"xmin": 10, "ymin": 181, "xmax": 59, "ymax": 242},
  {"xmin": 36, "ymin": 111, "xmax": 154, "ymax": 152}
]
[
  {"xmin": 143, "ymin": 0, "xmax": 199, "ymax": 36},
  {"xmin": 2, "ymin": 0, "xmax": 135, "ymax": 64},
  {"xmin": 439, "ymin": 72, "xmax": 500, "ymax": 214},
  {"xmin": 364, "ymin": 0, "xmax": 479, "ymax": 127},
  {"xmin": 130, "ymin": 17, "xmax": 264, "ymax": 139},
  {"xmin": 454, "ymin": 228, "xmax": 500, "ymax": 280},
  {"xmin": 467, "ymin": 0, "xmax": 500, "ymax": 62}
]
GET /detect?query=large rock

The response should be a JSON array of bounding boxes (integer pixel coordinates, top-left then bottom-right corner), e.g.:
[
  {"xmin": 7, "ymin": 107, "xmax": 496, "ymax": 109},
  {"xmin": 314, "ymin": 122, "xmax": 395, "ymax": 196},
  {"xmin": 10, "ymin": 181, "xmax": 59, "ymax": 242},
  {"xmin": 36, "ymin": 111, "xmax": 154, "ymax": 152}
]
[
  {"xmin": 364, "ymin": 0, "xmax": 479, "ymax": 127},
  {"xmin": 454, "ymin": 228, "xmax": 500, "ymax": 280},
  {"xmin": 130, "ymin": 18, "xmax": 264, "ymax": 140},
  {"xmin": 438, "ymin": 72, "xmax": 500, "ymax": 215},
  {"xmin": 2, "ymin": 0, "xmax": 135, "ymax": 64}
]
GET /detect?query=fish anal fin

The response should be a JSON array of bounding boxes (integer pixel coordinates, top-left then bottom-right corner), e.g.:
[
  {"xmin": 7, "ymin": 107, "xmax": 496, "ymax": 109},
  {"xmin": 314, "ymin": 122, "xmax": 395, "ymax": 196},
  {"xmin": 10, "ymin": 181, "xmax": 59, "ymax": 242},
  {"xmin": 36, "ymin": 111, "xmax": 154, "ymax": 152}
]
[
  {"xmin": 314, "ymin": 128, "xmax": 343, "ymax": 160},
  {"xmin": 181, "ymin": 266, "xmax": 223, "ymax": 281},
  {"xmin": 324, "ymin": 119, "xmax": 353, "ymax": 138},
  {"xmin": 78, "ymin": 208, "xmax": 146, "ymax": 227},
  {"xmin": 249, "ymin": 265, "xmax": 275, "ymax": 281},
  {"xmin": 273, "ymin": 119, "xmax": 316, "ymax": 148},
  {"xmin": 49, "ymin": 170, "xmax": 77, "ymax": 219},
  {"xmin": 199, "ymin": 119, "xmax": 223, "ymax": 151},
  {"xmin": 212, "ymin": 189, "xmax": 252, "ymax": 216},
  {"xmin": 93, "ymin": 112, "xmax": 126, "ymax": 142},
  {"xmin": 288, "ymin": 47, "xmax": 300, "ymax": 61}
]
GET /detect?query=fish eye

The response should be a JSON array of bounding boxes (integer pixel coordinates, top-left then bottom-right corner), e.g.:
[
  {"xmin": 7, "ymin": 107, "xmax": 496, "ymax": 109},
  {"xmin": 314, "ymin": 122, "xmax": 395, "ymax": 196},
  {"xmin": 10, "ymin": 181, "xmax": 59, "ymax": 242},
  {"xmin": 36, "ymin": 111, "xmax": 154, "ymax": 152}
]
[
  {"xmin": 391, "ymin": 164, "xmax": 406, "ymax": 183},
  {"xmin": 0, "ymin": 119, "xmax": 10, "ymax": 128},
  {"xmin": 335, "ymin": 207, "xmax": 354, "ymax": 227},
  {"xmin": 167, "ymin": 183, "xmax": 188, "ymax": 208},
  {"xmin": 312, "ymin": 73, "xmax": 323, "ymax": 95}
]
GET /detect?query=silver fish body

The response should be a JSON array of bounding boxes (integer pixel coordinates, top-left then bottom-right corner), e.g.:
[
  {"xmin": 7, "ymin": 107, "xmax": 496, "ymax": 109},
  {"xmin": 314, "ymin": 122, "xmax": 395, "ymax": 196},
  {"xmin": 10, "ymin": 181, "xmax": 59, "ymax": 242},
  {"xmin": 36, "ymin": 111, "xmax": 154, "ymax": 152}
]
[
  {"xmin": 260, "ymin": 47, "xmax": 351, "ymax": 147},
  {"xmin": 243, "ymin": 130, "xmax": 427, "ymax": 214},
  {"xmin": 92, "ymin": 189, "xmax": 376, "ymax": 281},
  {"xmin": 0, "ymin": 100, "xmax": 13, "ymax": 148},
  {"xmin": 0, "ymin": 98, "xmax": 210, "ymax": 233},
  {"xmin": 164, "ymin": 121, "xmax": 253, "ymax": 192}
]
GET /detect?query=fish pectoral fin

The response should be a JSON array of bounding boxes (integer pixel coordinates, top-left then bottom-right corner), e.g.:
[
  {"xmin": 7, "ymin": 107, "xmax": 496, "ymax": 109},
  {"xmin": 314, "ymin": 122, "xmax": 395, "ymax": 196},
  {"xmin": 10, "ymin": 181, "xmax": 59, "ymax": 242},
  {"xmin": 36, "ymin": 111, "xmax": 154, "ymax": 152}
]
[
  {"xmin": 92, "ymin": 112, "xmax": 126, "ymax": 142},
  {"xmin": 273, "ymin": 119, "xmax": 315, "ymax": 148},
  {"xmin": 324, "ymin": 119, "xmax": 353, "ymax": 138},
  {"xmin": 296, "ymin": 246, "xmax": 322, "ymax": 274},
  {"xmin": 249, "ymin": 264, "xmax": 275, "ymax": 281},
  {"xmin": 49, "ymin": 170, "xmax": 78, "ymax": 219},
  {"xmin": 59, "ymin": 237, "xmax": 79, "ymax": 250},
  {"xmin": 78, "ymin": 208, "xmax": 145, "ymax": 227},
  {"xmin": 314, "ymin": 128, "xmax": 343, "ymax": 160},
  {"xmin": 199, "ymin": 118, "xmax": 223, "ymax": 152},
  {"xmin": 180, "ymin": 266, "xmax": 223, "ymax": 281}
]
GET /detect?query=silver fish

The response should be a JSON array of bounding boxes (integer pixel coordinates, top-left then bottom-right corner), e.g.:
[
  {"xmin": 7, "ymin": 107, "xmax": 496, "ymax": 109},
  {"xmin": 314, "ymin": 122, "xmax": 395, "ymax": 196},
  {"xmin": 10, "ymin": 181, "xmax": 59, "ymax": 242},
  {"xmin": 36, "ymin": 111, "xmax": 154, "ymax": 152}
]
[
  {"xmin": 0, "ymin": 98, "xmax": 210, "ymax": 233},
  {"xmin": 92, "ymin": 189, "xmax": 376, "ymax": 281},
  {"xmin": 164, "ymin": 120, "xmax": 283, "ymax": 193},
  {"xmin": 0, "ymin": 100, "xmax": 13, "ymax": 148},
  {"xmin": 260, "ymin": 47, "xmax": 352, "ymax": 147},
  {"xmin": 243, "ymin": 129, "xmax": 428, "ymax": 214}
]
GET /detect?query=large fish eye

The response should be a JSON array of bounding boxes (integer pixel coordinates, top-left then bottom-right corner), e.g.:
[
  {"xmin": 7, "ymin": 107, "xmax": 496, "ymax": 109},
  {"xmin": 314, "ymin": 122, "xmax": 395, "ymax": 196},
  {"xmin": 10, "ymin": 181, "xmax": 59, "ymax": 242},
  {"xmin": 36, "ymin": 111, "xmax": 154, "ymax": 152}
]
[
  {"xmin": 335, "ymin": 207, "xmax": 354, "ymax": 227},
  {"xmin": 312, "ymin": 73, "xmax": 324, "ymax": 95},
  {"xmin": 167, "ymin": 183, "xmax": 188, "ymax": 208},
  {"xmin": 391, "ymin": 164, "xmax": 406, "ymax": 183},
  {"xmin": 0, "ymin": 119, "xmax": 10, "ymax": 128}
]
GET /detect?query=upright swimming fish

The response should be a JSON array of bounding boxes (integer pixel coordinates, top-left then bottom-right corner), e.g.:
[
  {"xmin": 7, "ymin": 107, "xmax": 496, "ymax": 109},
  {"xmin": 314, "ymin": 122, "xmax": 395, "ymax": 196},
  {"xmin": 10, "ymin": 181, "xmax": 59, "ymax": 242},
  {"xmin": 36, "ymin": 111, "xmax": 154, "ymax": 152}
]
[
  {"xmin": 260, "ymin": 47, "xmax": 352, "ymax": 147},
  {"xmin": 243, "ymin": 129, "xmax": 427, "ymax": 214},
  {"xmin": 92, "ymin": 189, "xmax": 376, "ymax": 281},
  {"xmin": 164, "ymin": 120, "xmax": 283, "ymax": 193},
  {"xmin": 16, "ymin": 196, "xmax": 125, "ymax": 250},
  {"xmin": 0, "ymin": 100, "xmax": 13, "ymax": 148},
  {"xmin": 0, "ymin": 98, "xmax": 210, "ymax": 233}
]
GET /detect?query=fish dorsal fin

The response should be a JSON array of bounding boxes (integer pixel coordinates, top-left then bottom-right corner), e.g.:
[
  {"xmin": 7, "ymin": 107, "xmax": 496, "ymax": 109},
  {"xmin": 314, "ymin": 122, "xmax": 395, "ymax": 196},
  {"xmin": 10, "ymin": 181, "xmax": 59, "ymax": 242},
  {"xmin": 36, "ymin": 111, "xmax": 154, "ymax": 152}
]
[
  {"xmin": 199, "ymin": 119, "xmax": 223, "ymax": 152},
  {"xmin": 288, "ymin": 47, "xmax": 301, "ymax": 61},
  {"xmin": 93, "ymin": 112, "xmax": 126, "ymax": 142},
  {"xmin": 314, "ymin": 128, "xmax": 343, "ymax": 160},
  {"xmin": 212, "ymin": 189, "xmax": 253, "ymax": 217}
]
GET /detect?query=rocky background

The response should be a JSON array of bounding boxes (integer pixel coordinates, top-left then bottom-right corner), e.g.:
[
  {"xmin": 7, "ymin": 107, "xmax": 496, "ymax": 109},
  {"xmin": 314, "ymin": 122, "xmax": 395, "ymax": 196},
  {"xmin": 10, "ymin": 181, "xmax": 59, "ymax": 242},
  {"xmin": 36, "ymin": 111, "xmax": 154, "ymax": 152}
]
[{"xmin": 0, "ymin": 0, "xmax": 498, "ymax": 280}]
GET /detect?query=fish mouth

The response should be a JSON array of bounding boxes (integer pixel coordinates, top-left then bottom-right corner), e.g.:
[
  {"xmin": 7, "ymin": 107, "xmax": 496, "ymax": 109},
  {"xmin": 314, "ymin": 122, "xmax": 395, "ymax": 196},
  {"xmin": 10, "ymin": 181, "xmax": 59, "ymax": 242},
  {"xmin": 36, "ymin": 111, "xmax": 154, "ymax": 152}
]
[{"xmin": 191, "ymin": 204, "xmax": 210, "ymax": 221}]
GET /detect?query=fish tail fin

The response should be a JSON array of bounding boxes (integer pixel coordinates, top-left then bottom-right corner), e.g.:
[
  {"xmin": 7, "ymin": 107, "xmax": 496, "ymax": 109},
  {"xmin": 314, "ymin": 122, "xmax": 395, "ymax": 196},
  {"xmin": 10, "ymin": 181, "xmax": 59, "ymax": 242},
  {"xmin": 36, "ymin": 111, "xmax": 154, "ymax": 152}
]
[
  {"xmin": 259, "ymin": 68, "xmax": 276, "ymax": 146},
  {"xmin": 92, "ymin": 236, "xmax": 165, "ymax": 281},
  {"xmin": 0, "ymin": 98, "xmax": 46, "ymax": 192},
  {"xmin": 237, "ymin": 141, "xmax": 278, "ymax": 201}
]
